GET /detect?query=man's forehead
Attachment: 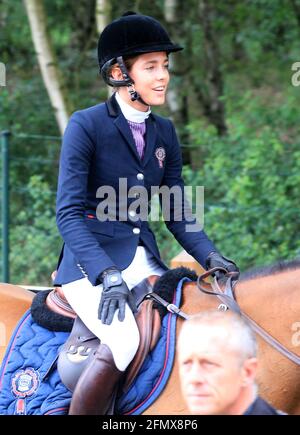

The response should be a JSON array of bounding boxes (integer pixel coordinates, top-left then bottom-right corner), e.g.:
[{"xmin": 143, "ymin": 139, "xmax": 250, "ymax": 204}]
[
  {"xmin": 179, "ymin": 331, "xmax": 229, "ymax": 357},
  {"xmin": 180, "ymin": 323, "xmax": 231, "ymax": 343},
  {"xmin": 179, "ymin": 326, "xmax": 236, "ymax": 354}
]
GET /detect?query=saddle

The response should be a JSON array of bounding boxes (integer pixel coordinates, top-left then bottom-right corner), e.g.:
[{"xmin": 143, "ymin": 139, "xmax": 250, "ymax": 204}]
[{"xmin": 47, "ymin": 276, "xmax": 162, "ymax": 394}]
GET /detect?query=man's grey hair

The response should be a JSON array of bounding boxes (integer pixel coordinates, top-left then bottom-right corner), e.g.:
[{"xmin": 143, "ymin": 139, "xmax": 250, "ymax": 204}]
[{"xmin": 180, "ymin": 310, "xmax": 257, "ymax": 363}]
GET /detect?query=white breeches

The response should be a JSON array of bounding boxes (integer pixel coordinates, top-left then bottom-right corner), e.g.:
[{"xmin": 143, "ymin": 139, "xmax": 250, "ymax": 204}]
[{"xmin": 62, "ymin": 246, "xmax": 165, "ymax": 371}]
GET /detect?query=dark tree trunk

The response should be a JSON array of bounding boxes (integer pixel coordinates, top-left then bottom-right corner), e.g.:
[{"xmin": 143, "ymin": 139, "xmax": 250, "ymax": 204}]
[
  {"xmin": 290, "ymin": 0, "xmax": 300, "ymax": 28},
  {"xmin": 164, "ymin": 0, "xmax": 194, "ymax": 164},
  {"xmin": 194, "ymin": 0, "xmax": 227, "ymax": 136},
  {"xmin": 70, "ymin": 0, "xmax": 96, "ymax": 52}
]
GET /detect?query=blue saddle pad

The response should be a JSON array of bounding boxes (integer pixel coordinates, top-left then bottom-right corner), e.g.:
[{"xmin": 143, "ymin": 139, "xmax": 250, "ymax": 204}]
[{"xmin": 0, "ymin": 278, "xmax": 188, "ymax": 415}]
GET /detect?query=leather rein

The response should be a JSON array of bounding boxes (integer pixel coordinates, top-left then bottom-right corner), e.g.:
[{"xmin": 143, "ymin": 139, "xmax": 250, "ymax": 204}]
[
  {"xmin": 141, "ymin": 268, "xmax": 299, "ymax": 365},
  {"xmin": 196, "ymin": 267, "xmax": 300, "ymax": 366}
]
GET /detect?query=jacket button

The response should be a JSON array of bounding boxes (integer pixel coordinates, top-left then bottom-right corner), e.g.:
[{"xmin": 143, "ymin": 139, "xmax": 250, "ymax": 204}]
[
  {"xmin": 132, "ymin": 228, "xmax": 140, "ymax": 234},
  {"xmin": 137, "ymin": 173, "xmax": 144, "ymax": 180},
  {"xmin": 129, "ymin": 210, "xmax": 136, "ymax": 218}
]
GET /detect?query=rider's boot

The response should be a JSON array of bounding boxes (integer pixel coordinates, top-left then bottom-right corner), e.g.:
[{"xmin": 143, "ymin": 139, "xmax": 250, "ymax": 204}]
[{"xmin": 68, "ymin": 343, "xmax": 123, "ymax": 415}]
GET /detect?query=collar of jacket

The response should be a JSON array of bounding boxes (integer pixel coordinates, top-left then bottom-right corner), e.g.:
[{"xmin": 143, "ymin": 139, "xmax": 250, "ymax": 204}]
[
  {"xmin": 106, "ymin": 93, "xmax": 158, "ymax": 167},
  {"xmin": 106, "ymin": 92, "xmax": 155, "ymax": 120}
]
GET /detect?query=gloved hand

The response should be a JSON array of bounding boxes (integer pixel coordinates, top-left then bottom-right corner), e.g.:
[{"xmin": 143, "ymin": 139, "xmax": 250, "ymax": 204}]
[
  {"xmin": 98, "ymin": 268, "xmax": 137, "ymax": 325},
  {"xmin": 205, "ymin": 252, "xmax": 240, "ymax": 280}
]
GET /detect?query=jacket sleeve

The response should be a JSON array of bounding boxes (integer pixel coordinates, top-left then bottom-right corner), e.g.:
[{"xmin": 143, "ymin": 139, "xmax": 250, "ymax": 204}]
[
  {"xmin": 160, "ymin": 120, "xmax": 217, "ymax": 268},
  {"xmin": 56, "ymin": 111, "xmax": 116, "ymax": 285}
]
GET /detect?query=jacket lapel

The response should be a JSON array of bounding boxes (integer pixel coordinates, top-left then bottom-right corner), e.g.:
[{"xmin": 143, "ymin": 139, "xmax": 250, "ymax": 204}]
[
  {"xmin": 114, "ymin": 115, "xmax": 141, "ymax": 162},
  {"xmin": 106, "ymin": 94, "xmax": 141, "ymax": 162},
  {"xmin": 142, "ymin": 116, "xmax": 157, "ymax": 167}
]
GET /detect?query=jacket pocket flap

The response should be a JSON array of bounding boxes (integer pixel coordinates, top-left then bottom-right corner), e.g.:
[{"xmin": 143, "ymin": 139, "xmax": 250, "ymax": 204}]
[{"xmin": 85, "ymin": 218, "xmax": 114, "ymax": 237}]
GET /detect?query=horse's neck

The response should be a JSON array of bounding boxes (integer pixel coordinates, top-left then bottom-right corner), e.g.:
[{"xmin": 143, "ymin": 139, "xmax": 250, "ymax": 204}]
[
  {"xmin": 235, "ymin": 269, "xmax": 300, "ymax": 345},
  {"xmin": 237, "ymin": 268, "xmax": 300, "ymax": 303},
  {"xmin": 181, "ymin": 271, "xmax": 299, "ymax": 335}
]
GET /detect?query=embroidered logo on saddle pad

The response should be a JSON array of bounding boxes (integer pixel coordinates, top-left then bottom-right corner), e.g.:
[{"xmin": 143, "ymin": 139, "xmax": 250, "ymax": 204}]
[
  {"xmin": 12, "ymin": 367, "xmax": 39, "ymax": 398},
  {"xmin": 0, "ymin": 277, "xmax": 190, "ymax": 415}
]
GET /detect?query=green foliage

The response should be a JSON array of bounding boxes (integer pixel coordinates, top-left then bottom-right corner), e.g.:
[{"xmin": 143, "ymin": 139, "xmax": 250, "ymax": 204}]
[
  {"xmin": 9, "ymin": 175, "xmax": 61, "ymax": 286},
  {"xmin": 185, "ymin": 89, "xmax": 300, "ymax": 271},
  {"xmin": 1, "ymin": 0, "xmax": 300, "ymax": 282},
  {"xmin": 149, "ymin": 220, "xmax": 182, "ymax": 265}
]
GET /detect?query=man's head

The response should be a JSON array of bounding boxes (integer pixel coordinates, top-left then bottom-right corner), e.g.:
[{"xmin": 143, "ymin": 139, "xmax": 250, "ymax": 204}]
[{"xmin": 178, "ymin": 310, "xmax": 258, "ymax": 415}]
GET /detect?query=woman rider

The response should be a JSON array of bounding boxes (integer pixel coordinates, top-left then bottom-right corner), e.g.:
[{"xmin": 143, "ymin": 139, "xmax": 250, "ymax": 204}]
[{"xmin": 54, "ymin": 11, "xmax": 239, "ymax": 414}]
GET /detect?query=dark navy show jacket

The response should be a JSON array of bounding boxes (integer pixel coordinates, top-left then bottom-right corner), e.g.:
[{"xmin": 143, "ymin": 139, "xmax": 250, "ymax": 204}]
[
  {"xmin": 54, "ymin": 94, "xmax": 216, "ymax": 286},
  {"xmin": 244, "ymin": 397, "xmax": 287, "ymax": 415}
]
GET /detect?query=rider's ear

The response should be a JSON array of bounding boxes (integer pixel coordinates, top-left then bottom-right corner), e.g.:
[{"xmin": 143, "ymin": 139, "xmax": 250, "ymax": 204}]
[{"xmin": 110, "ymin": 65, "xmax": 123, "ymax": 81}]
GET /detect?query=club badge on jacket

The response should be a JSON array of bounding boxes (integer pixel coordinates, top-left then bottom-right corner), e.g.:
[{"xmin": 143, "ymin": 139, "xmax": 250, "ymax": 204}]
[{"xmin": 155, "ymin": 147, "xmax": 166, "ymax": 168}]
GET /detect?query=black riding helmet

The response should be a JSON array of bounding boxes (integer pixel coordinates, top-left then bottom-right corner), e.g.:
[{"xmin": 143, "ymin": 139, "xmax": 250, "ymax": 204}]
[{"xmin": 98, "ymin": 11, "xmax": 183, "ymax": 90}]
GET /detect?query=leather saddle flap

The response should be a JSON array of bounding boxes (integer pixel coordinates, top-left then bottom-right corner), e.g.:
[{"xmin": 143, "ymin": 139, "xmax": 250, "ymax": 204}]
[
  {"xmin": 123, "ymin": 299, "xmax": 161, "ymax": 393},
  {"xmin": 57, "ymin": 299, "xmax": 161, "ymax": 394}
]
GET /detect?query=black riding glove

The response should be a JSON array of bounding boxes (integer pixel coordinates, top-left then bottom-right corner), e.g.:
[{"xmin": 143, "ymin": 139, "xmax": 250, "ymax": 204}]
[
  {"xmin": 98, "ymin": 268, "xmax": 137, "ymax": 325},
  {"xmin": 206, "ymin": 252, "xmax": 240, "ymax": 280}
]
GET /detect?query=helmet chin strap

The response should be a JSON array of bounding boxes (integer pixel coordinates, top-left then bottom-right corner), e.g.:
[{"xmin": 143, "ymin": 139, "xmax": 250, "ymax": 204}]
[
  {"xmin": 127, "ymin": 83, "xmax": 149, "ymax": 107},
  {"xmin": 116, "ymin": 56, "xmax": 150, "ymax": 108}
]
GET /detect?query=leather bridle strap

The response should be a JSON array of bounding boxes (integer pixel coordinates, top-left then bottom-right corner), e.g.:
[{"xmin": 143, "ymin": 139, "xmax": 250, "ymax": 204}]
[{"xmin": 197, "ymin": 270, "xmax": 300, "ymax": 366}]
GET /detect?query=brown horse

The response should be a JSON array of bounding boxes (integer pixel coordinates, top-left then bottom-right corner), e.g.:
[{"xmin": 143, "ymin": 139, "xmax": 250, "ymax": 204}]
[
  {"xmin": 0, "ymin": 283, "xmax": 34, "ymax": 363},
  {"xmin": 144, "ymin": 263, "xmax": 300, "ymax": 415},
  {"xmin": 0, "ymin": 261, "xmax": 300, "ymax": 415}
]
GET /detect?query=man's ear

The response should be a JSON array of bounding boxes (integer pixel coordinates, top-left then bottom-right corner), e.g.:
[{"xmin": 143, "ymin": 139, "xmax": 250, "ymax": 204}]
[
  {"xmin": 110, "ymin": 65, "xmax": 123, "ymax": 81},
  {"xmin": 241, "ymin": 357, "xmax": 258, "ymax": 387}
]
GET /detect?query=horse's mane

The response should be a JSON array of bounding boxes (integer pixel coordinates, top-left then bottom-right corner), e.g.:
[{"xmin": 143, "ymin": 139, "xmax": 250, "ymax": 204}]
[{"xmin": 240, "ymin": 258, "xmax": 300, "ymax": 282}]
